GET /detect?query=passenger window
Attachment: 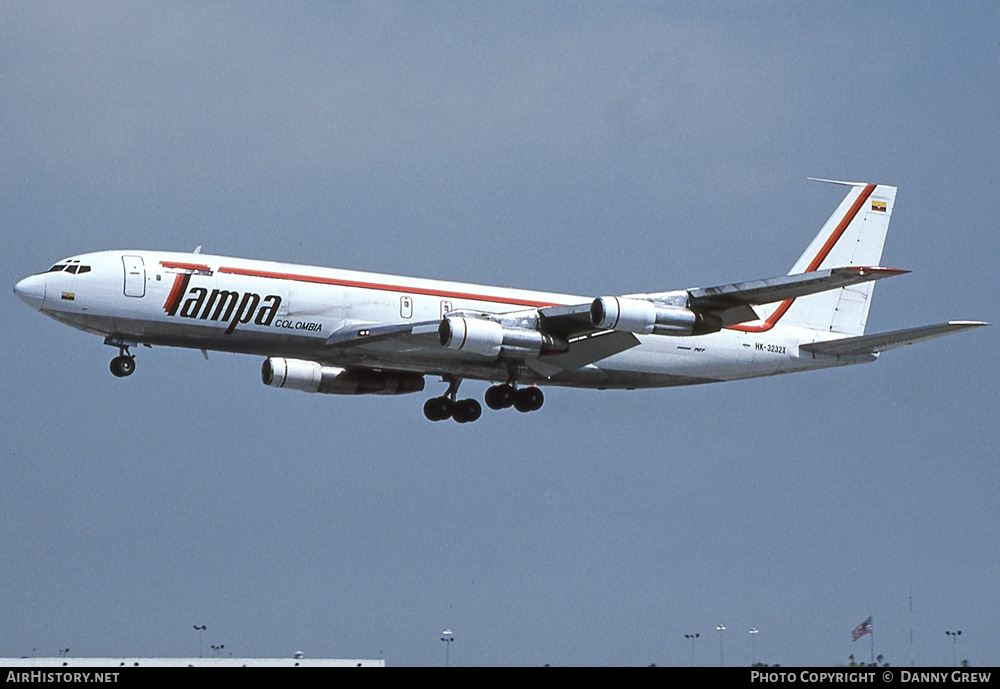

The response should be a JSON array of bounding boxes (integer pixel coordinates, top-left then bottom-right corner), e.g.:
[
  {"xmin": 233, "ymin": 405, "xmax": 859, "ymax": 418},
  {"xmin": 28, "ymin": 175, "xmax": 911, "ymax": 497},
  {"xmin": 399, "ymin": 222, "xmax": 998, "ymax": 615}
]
[{"xmin": 400, "ymin": 296, "xmax": 413, "ymax": 319}]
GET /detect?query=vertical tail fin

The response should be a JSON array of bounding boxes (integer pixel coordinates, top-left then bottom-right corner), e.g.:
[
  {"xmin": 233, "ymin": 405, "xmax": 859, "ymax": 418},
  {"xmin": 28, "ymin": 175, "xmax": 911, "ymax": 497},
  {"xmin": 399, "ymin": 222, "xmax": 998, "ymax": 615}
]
[{"xmin": 754, "ymin": 179, "xmax": 897, "ymax": 336}]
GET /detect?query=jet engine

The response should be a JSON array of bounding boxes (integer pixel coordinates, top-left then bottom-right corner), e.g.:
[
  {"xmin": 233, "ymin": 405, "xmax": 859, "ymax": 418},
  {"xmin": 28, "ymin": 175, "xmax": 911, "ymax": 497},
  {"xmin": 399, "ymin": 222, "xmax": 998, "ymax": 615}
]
[
  {"xmin": 261, "ymin": 357, "xmax": 424, "ymax": 395},
  {"xmin": 590, "ymin": 296, "xmax": 722, "ymax": 336},
  {"xmin": 438, "ymin": 316, "xmax": 568, "ymax": 357}
]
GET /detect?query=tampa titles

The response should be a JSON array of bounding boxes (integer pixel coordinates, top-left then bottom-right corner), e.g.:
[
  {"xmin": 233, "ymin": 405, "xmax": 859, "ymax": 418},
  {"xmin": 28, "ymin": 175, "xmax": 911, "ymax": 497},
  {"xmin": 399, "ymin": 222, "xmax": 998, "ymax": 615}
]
[{"xmin": 163, "ymin": 273, "xmax": 281, "ymax": 334}]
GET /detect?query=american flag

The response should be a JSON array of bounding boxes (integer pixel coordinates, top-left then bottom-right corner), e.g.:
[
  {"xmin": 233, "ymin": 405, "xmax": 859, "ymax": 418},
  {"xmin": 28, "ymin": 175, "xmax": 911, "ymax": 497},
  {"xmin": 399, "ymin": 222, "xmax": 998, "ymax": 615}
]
[{"xmin": 851, "ymin": 616, "xmax": 873, "ymax": 641}]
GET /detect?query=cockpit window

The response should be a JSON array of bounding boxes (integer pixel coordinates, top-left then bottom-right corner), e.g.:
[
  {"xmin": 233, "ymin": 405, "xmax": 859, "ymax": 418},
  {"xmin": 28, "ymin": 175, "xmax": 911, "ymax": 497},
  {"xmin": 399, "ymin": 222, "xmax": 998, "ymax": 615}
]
[{"xmin": 47, "ymin": 260, "xmax": 90, "ymax": 275}]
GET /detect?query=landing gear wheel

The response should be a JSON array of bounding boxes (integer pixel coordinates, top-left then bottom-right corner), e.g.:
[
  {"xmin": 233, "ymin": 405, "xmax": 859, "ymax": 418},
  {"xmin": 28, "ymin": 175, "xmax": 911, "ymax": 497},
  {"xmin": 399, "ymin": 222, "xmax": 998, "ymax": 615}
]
[
  {"xmin": 110, "ymin": 355, "xmax": 136, "ymax": 378},
  {"xmin": 452, "ymin": 398, "xmax": 483, "ymax": 424},
  {"xmin": 423, "ymin": 396, "xmax": 453, "ymax": 422},
  {"xmin": 513, "ymin": 386, "xmax": 544, "ymax": 413},
  {"xmin": 484, "ymin": 384, "xmax": 515, "ymax": 410}
]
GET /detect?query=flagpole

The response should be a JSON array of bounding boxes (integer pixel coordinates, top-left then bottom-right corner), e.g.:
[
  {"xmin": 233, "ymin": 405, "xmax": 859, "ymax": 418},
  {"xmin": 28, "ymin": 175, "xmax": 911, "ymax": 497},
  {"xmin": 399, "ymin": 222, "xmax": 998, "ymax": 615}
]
[
  {"xmin": 909, "ymin": 585, "xmax": 915, "ymax": 668},
  {"xmin": 870, "ymin": 622, "xmax": 875, "ymax": 665}
]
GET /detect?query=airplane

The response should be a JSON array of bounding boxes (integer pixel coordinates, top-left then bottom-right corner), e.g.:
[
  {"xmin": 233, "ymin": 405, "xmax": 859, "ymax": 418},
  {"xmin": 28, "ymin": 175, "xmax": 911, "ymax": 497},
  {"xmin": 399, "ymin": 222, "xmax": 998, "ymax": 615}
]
[{"xmin": 13, "ymin": 179, "xmax": 986, "ymax": 423}]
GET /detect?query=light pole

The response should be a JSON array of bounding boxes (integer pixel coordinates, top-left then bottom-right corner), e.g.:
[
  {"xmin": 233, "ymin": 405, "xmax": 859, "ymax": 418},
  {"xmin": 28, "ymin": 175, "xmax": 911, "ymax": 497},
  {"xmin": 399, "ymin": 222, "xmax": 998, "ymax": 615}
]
[
  {"xmin": 440, "ymin": 629, "xmax": 454, "ymax": 667},
  {"xmin": 749, "ymin": 628, "xmax": 759, "ymax": 666},
  {"xmin": 193, "ymin": 625, "xmax": 206, "ymax": 659},
  {"xmin": 684, "ymin": 633, "xmax": 700, "ymax": 667},
  {"xmin": 716, "ymin": 624, "xmax": 726, "ymax": 667},
  {"xmin": 945, "ymin": 630, "xmax": 961, "ymax": 667}
]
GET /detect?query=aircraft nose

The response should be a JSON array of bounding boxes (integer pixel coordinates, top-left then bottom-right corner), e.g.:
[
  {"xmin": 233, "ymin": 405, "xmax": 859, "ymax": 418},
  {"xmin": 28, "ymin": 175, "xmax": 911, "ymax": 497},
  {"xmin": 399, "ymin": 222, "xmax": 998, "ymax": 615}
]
[{"xmin": 14, "ymin": 273, "xmax": 46, "ymax": 310}]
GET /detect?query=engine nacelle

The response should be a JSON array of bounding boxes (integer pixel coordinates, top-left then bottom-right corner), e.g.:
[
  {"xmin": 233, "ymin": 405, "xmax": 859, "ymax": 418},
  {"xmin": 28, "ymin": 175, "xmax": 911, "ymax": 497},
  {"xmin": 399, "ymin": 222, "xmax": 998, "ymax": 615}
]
[
  {"xmin": 591, "ymin": 296, "xmax": 657, "ymax": 334},
  {"xmin": 439, "ymin": 316, "xmax": 505, "ymax": 356},
  {"xmin": 590, "ymin": 296, "xmax": 722, "ymax": 336},
  {"xmin": 439, "ymin": 316, "xmax": 569, "ymax": 357},
  {"xmin": 261, "ymin": 358, "xmax": 424, "ymax": 395}
]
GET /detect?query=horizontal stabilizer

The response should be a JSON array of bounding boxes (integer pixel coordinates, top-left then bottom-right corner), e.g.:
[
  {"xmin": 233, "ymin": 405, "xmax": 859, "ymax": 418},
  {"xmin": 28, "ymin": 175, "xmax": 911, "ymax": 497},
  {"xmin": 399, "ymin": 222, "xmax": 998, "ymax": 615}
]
[
  {"xmin": 800, "ymin": 321, "xmax": 988, "ymax": 357},
  {"xmin": 806, "ymin": 177, "xmax": 869, "ymax": 187}
]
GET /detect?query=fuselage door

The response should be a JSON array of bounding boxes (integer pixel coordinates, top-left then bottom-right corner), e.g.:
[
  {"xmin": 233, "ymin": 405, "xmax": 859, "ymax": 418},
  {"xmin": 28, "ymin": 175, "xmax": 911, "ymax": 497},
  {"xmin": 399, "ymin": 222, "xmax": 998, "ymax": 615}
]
[{"xmin": 122, "ymin": 255, "xmax": 146, "ymax": 297}]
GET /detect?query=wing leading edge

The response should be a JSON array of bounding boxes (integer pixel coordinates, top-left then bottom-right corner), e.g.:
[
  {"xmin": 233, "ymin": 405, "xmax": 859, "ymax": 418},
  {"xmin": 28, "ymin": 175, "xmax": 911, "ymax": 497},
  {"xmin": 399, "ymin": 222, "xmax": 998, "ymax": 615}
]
[
  {"xmin": 537, "ymin": 266, "xmax": 908, "ymax": 337},
  {"xmin": 684, "ymin": 266, "xmax": 908, "ymax": 326}
]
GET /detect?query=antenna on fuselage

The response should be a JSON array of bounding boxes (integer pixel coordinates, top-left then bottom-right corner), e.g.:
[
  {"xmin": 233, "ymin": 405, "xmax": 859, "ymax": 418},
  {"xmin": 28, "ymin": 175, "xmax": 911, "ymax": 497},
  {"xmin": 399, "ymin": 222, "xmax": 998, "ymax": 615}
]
[{"xmin": 193, "ymin": 245, "xmax": 202, "ymax": 254}]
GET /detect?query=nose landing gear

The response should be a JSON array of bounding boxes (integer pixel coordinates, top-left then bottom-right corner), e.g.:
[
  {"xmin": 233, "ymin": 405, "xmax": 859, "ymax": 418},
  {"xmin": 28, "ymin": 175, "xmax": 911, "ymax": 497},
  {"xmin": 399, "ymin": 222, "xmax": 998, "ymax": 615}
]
[
  {"xmin": 109, "ymin": 345, "xmax": 136, "ymax": 378},
  {"xmin": 110, "ymin": 355, "xmax": 135, "ymax": 377}
]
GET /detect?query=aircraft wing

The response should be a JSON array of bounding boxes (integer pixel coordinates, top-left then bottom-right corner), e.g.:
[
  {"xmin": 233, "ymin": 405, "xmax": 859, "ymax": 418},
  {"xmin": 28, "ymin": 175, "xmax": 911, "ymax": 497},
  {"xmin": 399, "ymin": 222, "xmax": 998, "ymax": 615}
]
[
  {"xmin": 325, "ymin": 321, "xmax": 439, "ymax": 347},
  {"xmin": 321, "ymin": 266, "xmax": 912, "ymax": 374},
  {"xmin": 324, "ymin": 318, "xmax": 639, "ymax": 374},
  {"xmin": 523, "ymin": 330, "xmax": 640, "ymax": 377},
  {"xmin": 658, "ymin": 266, "xmax": 907, "ymax": 327},
  {"xmin": 799, "ymin": 320, "xmax": 988, "ymax": 357},
  {"xmin": 688, "ymin": 267, "xmax": 907, "ymax": 305},
  {"xmin": 537, "ymin": 266, "xmax": 909, "ymax": 335}
]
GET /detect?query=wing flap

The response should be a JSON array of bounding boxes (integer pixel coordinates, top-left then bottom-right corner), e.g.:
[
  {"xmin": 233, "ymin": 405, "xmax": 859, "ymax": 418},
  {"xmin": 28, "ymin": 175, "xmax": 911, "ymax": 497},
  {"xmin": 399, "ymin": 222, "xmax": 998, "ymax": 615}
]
[
  {"xmin": 525, "ymin": 331, "xmax": 640, "ymax": 377},
  {"xmin": 800, "ymin": 321, "xmax": 988, "ymax": 357}
]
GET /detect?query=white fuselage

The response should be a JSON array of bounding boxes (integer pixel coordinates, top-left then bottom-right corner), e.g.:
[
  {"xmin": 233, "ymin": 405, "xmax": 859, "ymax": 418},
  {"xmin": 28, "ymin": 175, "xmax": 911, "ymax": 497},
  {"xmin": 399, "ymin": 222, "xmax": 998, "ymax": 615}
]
[{"xmin": 15, "ymin": 249, "xmax": 860, "ymax": 390}]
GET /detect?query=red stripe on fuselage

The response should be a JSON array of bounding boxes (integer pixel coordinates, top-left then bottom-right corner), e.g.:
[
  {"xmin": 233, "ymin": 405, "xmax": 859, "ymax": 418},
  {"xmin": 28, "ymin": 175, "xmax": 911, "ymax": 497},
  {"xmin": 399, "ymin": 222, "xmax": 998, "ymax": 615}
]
[
  {"xmin": 728, "ymin": 183, "xmax": 876, "ymax": 333},
  {"xmin": 216, "ymin": 266, "xmax": 563, "ymax": 309},
  {"xmin": 160, "ymin": 261, "xmax": 211, "ymax": 271},
  {"xmin": 163, "ymin": 273, "xmax": 190, "ymax": 315}
]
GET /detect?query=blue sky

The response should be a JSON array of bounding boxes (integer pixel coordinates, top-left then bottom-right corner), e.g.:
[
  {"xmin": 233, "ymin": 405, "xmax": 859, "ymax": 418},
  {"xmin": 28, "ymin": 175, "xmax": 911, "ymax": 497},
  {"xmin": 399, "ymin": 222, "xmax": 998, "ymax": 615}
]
[{"xmin": 2, "ymin": 2, "xmax": 997, "ymax": 666}]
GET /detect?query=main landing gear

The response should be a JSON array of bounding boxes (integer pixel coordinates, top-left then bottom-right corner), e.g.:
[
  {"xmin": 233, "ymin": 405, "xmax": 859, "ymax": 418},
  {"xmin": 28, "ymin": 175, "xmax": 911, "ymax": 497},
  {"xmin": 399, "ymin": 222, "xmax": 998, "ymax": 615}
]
[
  {"xmin": 485, "ymin": 383, "xmax": 544, "ymax": 413},
  {"xmin": 423, "ymin": 378, "xmax": 482, "ymax": 423},
  {"xmin": 109, "ymin": 346, "xmax": 136, "ymax": 378},
  {"xmin": 423, "ymin": 380, "xmax": 544, "ymax": 423},
  {"xmin": 423, "ymin": 396, "xmax": 482, "ymax": 423}
]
